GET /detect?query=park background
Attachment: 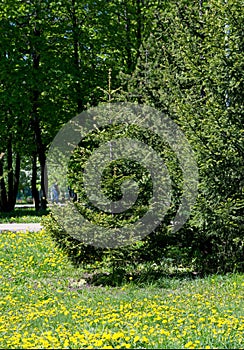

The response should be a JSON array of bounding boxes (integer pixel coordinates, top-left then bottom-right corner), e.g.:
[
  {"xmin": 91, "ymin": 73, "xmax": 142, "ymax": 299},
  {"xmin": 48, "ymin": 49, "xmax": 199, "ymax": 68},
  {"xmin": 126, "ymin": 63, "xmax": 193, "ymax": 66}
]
[{"xmin": 0, "ymin": 0, "xmax": 243, "ymax": 348}]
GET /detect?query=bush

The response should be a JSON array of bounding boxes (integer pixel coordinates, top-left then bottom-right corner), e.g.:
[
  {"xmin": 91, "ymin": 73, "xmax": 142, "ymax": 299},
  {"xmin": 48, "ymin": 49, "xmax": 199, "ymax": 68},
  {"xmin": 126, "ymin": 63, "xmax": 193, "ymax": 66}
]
[{"xmin": 43, "ymin": 108, "xmax": 243, "ymax": 274}]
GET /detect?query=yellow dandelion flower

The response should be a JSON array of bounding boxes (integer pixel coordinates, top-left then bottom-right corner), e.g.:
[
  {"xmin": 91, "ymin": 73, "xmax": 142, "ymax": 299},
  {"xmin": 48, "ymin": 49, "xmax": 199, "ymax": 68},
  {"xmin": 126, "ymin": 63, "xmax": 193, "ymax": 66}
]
[
  {"xmin": 94, "ymin": 339, "xmax": 103, "ymax": 347},
  {"xmin": 185, "ymin": 341, "xmax": 193, "ymax": 348},
  {"xmin": 134, "ymin": 335, "xmax": 140, "ymax": 343},
  {"xmin": 141, "ymin": 336, "xmax": 149, "ymax": 343}
]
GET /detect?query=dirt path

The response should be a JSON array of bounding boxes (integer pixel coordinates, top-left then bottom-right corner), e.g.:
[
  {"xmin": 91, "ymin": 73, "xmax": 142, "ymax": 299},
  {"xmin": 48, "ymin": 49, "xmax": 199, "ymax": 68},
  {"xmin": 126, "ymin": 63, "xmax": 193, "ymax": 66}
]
[{"xmin": 0, "ymin": 223, "xmax": 42, "ymax": 232}]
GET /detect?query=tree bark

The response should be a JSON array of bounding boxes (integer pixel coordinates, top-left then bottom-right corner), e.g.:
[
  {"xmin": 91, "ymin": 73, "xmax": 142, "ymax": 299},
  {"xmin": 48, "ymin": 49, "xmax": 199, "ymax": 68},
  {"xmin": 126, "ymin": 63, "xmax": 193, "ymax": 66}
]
[
  {"xmin": 30, "ymin": 26, "xmax": 47, "ymax": 210},
  {"xmin": 0, "ymin": 144, "xmax": 21, "ymax": 212},
  {"xmin": 7, "ymin": 138, "xmax": 14, "ymax": 211},
  {"xmin": 31, "ymin": 152, "xmax": 40, "ymax": 211},
  {"xmin": 0, "ymin": 155, "xmax": 7, "ymax": 211},
  {"xmin": 13, "ymin": 152, "xmax": 21, "ymax": 203}
]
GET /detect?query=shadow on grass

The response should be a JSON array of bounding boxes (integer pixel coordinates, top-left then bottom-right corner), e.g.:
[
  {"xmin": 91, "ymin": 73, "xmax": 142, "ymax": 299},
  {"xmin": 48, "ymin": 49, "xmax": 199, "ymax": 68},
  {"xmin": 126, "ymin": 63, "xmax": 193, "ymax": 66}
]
[
  {"xmin": 82, "ymin": 267, "xmax": 201, "ymax": 288},
  {"xmin": 0, "ymin": 208, "xmax": 50, "ymax": 221}
]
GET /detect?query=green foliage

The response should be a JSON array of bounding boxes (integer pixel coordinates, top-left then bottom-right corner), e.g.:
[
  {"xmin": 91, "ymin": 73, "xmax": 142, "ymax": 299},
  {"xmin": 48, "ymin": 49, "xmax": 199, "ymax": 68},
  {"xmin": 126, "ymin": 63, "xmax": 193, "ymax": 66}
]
[
  {"xmin": 43, "ymin": 212, "xmax": 196, "ymax": 276},
  {"xmin": 126, "ymin": 0, "xmax": 244, "ymax": 273},
  {"xmin": 1, "ymin": 0, "xmax": 242, "ymax": 273},
  {"xmin": 68, "ymin": 122, "xmax": 180, "ymax": 224},
  {"xmin": 43, "ymin": 110, "xmax": 189, "ymax": 268},
  {"xmin": 42, "ymin": 214, "xmax": 104, "ymax": 266},
  {"xmin": 44, "ymin": 0, "xmax": 244, "ymax": 273},
  {"xmin": 0, "ymin": 0, "xmax": 155, "ymax": 210},
  {"xmin": 43, "ymin": 0, "xmax": 243, "ymax": 274}
]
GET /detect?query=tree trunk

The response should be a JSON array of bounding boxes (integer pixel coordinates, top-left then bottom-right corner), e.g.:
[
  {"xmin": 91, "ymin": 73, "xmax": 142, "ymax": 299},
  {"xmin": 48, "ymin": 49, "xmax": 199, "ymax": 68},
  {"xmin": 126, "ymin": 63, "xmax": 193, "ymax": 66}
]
[
  {"xmin": 31, "ymin": 152, "xmax": 40, "ymax": 211},
  {"xmin": 30, "ymin": 26, "xmax": 47, "ymax": 210},
  {"xmin": 0, "ymin": 144, "xmax": 21, "ymax": 212},
  {"xmin": 13, "ymin": 152, "xmax": 21, "ymax": 204},
  {"xmin": 0, "ymin": 155, "xmax": 7, "ymax": 211},
  {"xmin": 7, "ymin": 138, "xmax": 14, "ymax": 211}
]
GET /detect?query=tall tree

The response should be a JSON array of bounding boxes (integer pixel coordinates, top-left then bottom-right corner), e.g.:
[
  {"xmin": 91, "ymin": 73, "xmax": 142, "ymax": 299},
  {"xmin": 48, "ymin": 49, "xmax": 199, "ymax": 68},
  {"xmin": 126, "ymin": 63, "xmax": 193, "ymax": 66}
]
[
  {"xmin": 0, "ymin": 2, "xmax": 31, "ymax": 211},
  {"xmin": 0, "ymin": 0, "xmax": 158, "ymax": 211},
  {"xmin": 127, "ymin": 0, "xmax": 244, "ymax": 272}
]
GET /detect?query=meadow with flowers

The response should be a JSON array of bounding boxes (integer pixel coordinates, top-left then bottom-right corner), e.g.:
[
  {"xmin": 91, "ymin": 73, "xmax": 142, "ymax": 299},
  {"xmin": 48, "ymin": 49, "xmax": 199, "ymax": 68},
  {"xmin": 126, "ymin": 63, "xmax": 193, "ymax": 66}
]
[{"xmin": 0, "ymin": 229, "xmax": 243, "ymax": 349}]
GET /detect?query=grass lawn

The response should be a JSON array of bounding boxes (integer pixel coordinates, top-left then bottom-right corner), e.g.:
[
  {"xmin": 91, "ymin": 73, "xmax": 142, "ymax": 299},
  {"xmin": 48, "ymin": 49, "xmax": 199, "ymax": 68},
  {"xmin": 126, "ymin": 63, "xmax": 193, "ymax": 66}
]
[
  {"xmin": 0, "ymin": 229, "xmax": 243, "ymax": 349},
  {"xmin": 0, "ymin": 208, "xmax": 49, "ymax": 223}
]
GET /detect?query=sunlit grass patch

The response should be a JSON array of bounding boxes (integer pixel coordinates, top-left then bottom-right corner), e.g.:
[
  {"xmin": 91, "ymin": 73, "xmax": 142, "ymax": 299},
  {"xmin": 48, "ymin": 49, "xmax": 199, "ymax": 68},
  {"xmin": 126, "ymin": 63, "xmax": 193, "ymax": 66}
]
[{"xmin": 0, "ymin": 230, "xmax": 243, "ymax": 349}]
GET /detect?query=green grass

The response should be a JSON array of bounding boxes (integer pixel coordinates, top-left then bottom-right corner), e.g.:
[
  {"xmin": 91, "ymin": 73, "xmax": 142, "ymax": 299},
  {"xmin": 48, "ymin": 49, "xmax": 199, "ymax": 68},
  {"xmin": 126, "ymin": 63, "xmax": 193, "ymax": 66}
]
[
  {"xmin": 0, "ymin": 230, "xmax": 243, "ymax": 349},
  {"xmin": 0, "ymin": 208, "xmax": 49, "ymax": 223}
]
